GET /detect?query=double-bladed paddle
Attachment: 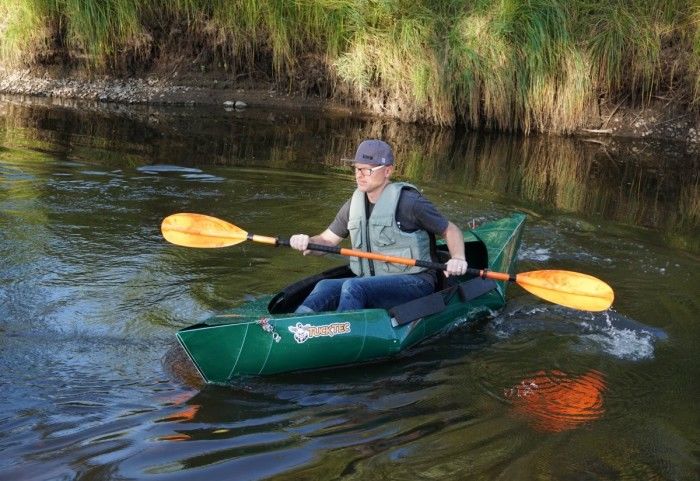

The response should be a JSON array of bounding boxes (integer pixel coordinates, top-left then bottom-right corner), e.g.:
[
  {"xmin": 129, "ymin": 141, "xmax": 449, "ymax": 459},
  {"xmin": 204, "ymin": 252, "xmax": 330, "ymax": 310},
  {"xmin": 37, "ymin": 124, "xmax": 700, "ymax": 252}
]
[{"xmin": 161, "ymin": 213, "xmax": 615, "ymax": 312}]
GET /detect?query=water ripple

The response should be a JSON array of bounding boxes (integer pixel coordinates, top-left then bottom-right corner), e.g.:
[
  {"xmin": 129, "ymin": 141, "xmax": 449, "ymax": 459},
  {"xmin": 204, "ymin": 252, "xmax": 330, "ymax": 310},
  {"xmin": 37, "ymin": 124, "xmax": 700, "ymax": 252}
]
[{"xmin": 489, "ymin": 303, "xmax": 666, "ymax": 361}]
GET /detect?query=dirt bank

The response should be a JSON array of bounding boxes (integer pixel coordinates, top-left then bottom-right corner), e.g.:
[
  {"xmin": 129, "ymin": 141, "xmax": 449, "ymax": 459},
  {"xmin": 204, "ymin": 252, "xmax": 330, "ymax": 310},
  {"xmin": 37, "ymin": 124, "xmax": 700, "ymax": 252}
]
[
  {"xmin": 1, "ymin": 67, "xmax": 698, "ymax": 144},
  {"xmin": 0, "ymin": 67, "xmax": 357, "ymax": 115}
]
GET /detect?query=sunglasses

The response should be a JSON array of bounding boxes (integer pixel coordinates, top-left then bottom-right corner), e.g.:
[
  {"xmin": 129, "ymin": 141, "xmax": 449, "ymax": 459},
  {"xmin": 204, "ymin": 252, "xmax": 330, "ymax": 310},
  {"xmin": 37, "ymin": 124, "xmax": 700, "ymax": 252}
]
[{"xmin": 352, "ymin": 165, "xmax": 386, "ymax": 177}]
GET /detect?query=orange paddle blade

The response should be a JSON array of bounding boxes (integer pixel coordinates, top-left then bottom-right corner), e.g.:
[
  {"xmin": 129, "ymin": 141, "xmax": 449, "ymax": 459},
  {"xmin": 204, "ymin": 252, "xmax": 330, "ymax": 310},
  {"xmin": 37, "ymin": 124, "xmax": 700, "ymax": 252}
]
[
  {"xmin": 161, "ymin": 213, "xmax": 248, "ymax": 248},
  {"xmin": 515, "ymin": 270, "xmax": 614, "ymax": 311}
]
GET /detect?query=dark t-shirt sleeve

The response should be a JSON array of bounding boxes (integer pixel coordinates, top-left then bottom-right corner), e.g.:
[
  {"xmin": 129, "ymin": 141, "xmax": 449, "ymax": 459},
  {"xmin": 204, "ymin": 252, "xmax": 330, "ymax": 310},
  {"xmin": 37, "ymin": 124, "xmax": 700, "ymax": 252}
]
[
  {"xmin": 328, "ymin": 199, "xmax": 351, "ymax": 238},
  {"xmin": 396, "ymin": 189, "xmax": 449, "ymax": 235}
]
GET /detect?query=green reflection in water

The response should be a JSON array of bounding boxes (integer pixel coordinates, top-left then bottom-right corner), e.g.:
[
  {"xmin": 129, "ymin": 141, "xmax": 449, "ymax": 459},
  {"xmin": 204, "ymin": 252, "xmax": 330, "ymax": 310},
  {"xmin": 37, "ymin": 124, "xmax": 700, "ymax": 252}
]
[{"xmin": 1, "ymin": 95, "xmax": 698, "ymax": 258}]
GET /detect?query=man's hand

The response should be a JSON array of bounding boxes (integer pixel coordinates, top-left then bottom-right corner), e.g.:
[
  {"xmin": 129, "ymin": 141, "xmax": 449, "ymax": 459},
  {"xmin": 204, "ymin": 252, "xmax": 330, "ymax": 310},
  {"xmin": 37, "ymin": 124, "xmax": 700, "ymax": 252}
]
[
  {"xmin": 445, "ymin": 257, "xmax": 468, "ymax": 277},
  {"xmin": 289, "ymin": 229, "xmax": 343, "ymax": 257},
  {"xmin": 442, "ymin": 222, "xmax": 467, "ymax": 277},
  {"xmin": 290, "ymin": 234, "xmax": 310, "ymax": 254}
]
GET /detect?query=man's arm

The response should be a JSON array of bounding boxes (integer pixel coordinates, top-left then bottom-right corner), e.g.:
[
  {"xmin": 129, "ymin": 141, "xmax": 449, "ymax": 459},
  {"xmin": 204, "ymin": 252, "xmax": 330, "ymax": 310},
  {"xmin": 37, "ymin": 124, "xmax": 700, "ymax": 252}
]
[
  {"xmin": 406, "ymin": 192, "xmax": 467, "ymax": 277},
  {"xmin": 290, "ymin": 229, "xmax": 344, "ymax": 256},
  {"xmin": 290, "ymin": 200, "xmax": 349, "ymax": 255},
  {"xmin": 442, "ymin": 221, "xmax": 468, "ymax": 277}
]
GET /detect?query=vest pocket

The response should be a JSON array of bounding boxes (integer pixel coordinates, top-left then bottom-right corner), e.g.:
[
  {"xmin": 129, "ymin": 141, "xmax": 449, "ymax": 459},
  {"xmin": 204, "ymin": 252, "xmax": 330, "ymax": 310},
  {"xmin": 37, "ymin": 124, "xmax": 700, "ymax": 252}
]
[
  {"xmin": 371, "ymin": 216, "xmax": 396, "ymax": 247},
  {"xmin": 347, "ymin": 219, "xmax": 362, "ymax": 248}
]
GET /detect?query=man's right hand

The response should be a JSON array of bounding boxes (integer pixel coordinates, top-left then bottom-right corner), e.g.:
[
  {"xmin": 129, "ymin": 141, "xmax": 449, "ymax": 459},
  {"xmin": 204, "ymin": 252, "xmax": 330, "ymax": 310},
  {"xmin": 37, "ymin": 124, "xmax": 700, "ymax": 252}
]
[
  {"xmin": 290, "ymin": 229, "xmax": 343, "ymax": 256},
  {"xmin": 290, "ymin": 234, "xmax": 310, "ymax": 254}
]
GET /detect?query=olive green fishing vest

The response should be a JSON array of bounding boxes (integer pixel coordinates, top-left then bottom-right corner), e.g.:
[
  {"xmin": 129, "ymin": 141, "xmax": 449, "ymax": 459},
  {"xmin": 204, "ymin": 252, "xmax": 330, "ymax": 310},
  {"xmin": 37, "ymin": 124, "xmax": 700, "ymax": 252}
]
[{"xmin": 348, "ymin": 182, "xmax": 432, "ymax": 276}]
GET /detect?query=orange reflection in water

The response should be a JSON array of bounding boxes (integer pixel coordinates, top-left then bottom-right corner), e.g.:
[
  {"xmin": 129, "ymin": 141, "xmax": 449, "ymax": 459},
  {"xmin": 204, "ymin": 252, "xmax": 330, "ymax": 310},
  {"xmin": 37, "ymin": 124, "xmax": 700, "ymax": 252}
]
[
  {"xmin": 156, "ymin": 391, "xmax": 201, "ymax": 442},
  {"xmin": 158, "ymin": 433, "xmax": 192, "ymax": 442},
  {"xmin": 160, "ymin": 404, "xmax": 200, "ymax": 422},
  {"xmin": 505, "ymin": 369, "xmax": 606, "ymax": 432}
]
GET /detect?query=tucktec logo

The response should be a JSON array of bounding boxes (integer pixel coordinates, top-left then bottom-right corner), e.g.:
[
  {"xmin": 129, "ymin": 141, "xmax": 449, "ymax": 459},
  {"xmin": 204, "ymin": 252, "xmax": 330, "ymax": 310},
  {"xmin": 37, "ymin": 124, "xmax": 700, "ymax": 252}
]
[{"xmin": 288, "ymin": 321, "xmax": 351, "ymax": 344}]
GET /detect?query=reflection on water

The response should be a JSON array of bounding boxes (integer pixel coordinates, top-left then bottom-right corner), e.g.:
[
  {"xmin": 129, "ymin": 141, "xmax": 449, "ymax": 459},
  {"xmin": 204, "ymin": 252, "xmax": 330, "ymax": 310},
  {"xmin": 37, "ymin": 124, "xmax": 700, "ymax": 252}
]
[
  {"xmin": 1, "ymin": 95, "xmax": 699, "ymax": 481},
  {"xmin": 1, "ymin": 94, "xmax": 698, "ymax": 252},
  {"xmin": 505, "ymin": 370, "xmax": 606, "ymax": 432}
]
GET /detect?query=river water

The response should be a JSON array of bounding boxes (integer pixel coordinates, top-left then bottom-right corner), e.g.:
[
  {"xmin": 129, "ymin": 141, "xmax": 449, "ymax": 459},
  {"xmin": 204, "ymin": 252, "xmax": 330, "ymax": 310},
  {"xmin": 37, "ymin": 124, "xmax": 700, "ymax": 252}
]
[{"xmin": 1, "ymin": 95, "xmax": 698, "ymax": 481}]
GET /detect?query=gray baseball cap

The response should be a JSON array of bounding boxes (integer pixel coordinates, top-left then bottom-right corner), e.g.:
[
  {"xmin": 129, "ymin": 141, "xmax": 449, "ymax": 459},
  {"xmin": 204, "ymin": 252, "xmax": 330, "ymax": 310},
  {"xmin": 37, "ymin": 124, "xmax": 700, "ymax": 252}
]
[{"xmin": 345, "ymin": 139, "xmax": 394, "ymax": 166}]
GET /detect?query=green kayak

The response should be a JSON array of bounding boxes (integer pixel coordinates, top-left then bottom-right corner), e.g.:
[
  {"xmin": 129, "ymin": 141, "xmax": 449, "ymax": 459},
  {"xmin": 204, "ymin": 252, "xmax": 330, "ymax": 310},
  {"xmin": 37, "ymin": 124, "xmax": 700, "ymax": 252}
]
[{"xmin": 177, "ymin": 213, "xmax": 526, "ymax": 384}]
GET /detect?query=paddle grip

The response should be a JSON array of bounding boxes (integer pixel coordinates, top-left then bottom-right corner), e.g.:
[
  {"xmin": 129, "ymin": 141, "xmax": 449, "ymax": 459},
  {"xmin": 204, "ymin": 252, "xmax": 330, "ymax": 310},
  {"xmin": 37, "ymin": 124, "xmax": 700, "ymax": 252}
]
[
  {"xmin": 415, "ymin": 259, "xmax": 448, "ymax": 270},
  {"xmin": 413, "ymin": 262, "xmax": 507, "ymax": 280},
  {"xmin": 306, "ymin": 242, "xmax": 342, "ymax": 254}
]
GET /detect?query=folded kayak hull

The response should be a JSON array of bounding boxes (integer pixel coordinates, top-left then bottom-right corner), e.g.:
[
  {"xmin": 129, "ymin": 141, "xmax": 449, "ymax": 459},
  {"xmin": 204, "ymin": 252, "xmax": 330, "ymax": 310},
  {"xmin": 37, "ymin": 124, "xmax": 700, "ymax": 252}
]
[{"xmin": 177, "ymin": 213, "xmax": 526, "ymax": 383}]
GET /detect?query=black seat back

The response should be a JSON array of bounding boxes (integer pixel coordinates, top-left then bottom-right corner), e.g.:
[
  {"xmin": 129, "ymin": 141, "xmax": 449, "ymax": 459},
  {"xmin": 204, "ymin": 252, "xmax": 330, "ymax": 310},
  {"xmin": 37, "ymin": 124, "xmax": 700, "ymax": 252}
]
[
  {"xmin": 435, "ymin": 239, "xmax": 489, "ymax": 290},
  {"xmin": 268, "ymin": 264, "xmax": 354, "ymax": 314}
]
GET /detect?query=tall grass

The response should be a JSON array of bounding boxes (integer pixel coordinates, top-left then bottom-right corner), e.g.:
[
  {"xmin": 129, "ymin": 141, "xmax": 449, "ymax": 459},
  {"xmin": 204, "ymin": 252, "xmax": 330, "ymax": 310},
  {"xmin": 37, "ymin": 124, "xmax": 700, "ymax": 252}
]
[
  {"xmin": 0, "ymin": 0, "xmax": 54, "ymax": 65},
  {"xmin": 692, "ymin": 3, "xmax": 700, "ymax": 106},
  {"xmin": 1, "ymin": 0, "xmax": 698, "ymax": 131}
]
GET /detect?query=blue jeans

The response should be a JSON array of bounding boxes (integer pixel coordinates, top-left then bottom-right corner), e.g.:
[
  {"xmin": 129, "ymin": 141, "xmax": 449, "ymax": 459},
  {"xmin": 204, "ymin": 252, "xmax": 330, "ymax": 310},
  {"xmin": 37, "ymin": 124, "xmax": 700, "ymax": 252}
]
[{"xmin": 295, "ymin": 274, "xmax": 435, "ymax": 313}]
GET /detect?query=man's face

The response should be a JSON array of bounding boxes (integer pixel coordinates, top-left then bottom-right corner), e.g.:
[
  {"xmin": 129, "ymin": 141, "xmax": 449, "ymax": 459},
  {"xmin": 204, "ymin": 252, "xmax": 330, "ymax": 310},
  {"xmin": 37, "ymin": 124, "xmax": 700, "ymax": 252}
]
[{"xmin": 354, "ymin": 163, "xmax": 392, "ymax": 193}]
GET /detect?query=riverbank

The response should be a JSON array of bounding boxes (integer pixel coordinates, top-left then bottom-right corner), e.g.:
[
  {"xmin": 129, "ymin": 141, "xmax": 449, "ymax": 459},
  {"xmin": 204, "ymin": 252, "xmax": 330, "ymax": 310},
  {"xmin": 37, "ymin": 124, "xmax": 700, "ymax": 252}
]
[
  {"xmin": 2, "ymin": 1, "xmax": 699, "ymax": 140},
  {"xmin": 0, "ymin": 67, "xmax": 355, "ymax": 115},
  {"xmin": 1, "ymin": 67, "xmax": 698, "ymax": 145}
]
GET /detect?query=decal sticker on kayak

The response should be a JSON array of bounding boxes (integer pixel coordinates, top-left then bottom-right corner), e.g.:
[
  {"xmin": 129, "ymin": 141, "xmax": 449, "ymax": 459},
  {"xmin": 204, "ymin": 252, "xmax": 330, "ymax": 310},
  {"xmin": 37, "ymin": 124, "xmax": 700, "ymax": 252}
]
[
  {"xmin": 288, "ymin": 322, "xmax": 351, "ymax": 344},
  {"xmin": 257, "ymin": 317, "xmax": 281, "ymax": 343}
]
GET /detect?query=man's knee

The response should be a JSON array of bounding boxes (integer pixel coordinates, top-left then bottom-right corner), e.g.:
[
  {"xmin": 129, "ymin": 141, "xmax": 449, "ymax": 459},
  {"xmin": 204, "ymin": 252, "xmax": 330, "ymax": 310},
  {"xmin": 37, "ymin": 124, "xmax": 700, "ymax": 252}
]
[
  {"xmin": 311, "ymin": 279, "xmax": 333, "ymax": 294},
  {"xmin": 341, "ymin": 278, "xmax": 364, "ymax": 297}
]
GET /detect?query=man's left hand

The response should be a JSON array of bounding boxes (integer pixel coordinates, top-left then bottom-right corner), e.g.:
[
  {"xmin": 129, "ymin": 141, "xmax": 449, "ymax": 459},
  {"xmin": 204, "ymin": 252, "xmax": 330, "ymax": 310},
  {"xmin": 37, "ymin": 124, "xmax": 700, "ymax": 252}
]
[{"xmin": 445, "ymin": 258, "xmax": 468, "ymax": 277}]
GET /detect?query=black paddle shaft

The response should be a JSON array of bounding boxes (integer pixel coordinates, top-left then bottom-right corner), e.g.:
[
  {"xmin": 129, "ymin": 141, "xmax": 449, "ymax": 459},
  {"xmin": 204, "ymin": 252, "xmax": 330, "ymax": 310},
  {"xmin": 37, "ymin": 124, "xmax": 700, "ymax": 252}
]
[{"xmin": 277, "ymin": 237, "xmax": 488, "ymax": 275}]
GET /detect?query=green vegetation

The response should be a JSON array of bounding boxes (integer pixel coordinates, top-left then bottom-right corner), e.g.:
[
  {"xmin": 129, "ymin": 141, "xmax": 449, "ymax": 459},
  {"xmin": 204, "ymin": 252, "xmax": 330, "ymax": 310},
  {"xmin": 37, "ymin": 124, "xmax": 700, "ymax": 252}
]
[{"xmin": 1, "ymin": 1, "xmax": 698, "ymax": 131}]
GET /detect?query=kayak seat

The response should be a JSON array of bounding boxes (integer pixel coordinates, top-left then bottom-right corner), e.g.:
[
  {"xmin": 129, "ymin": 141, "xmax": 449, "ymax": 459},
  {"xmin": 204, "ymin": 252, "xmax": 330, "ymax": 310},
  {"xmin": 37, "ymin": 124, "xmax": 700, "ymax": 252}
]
[{"xmin": 267, "ymin": 264, "xmax": 355, "ymax": 314}]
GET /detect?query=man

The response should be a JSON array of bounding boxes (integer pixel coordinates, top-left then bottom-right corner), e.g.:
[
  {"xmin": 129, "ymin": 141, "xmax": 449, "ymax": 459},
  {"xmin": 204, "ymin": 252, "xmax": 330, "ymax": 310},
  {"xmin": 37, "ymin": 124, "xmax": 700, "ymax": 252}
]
[{"xmin": 290, "ymin": 139, "xmax": 468, "ymax": 313}]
